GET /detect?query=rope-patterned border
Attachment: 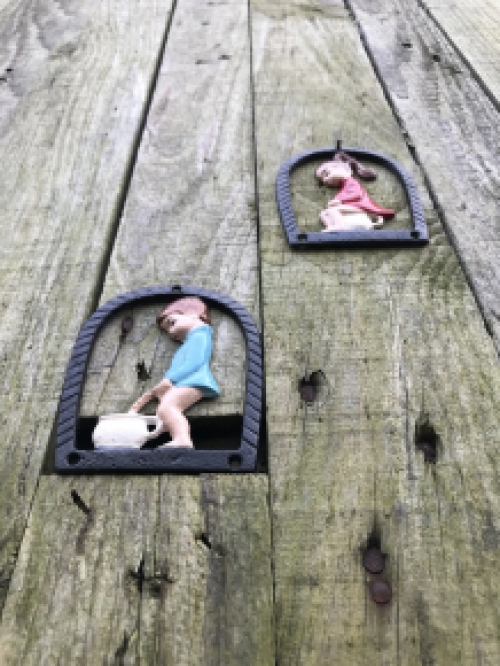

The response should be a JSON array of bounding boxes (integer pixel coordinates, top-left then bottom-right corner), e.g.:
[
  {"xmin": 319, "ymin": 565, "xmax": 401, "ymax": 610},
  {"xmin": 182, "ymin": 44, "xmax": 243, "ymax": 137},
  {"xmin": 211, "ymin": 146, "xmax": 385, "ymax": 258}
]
[
  {"xmin": 55, "ymin": 286, "xmax": 262, "ymax": 473},
  {"xmin": 276, "ymin": 147, "xmax": 428, "ymax": 248}
]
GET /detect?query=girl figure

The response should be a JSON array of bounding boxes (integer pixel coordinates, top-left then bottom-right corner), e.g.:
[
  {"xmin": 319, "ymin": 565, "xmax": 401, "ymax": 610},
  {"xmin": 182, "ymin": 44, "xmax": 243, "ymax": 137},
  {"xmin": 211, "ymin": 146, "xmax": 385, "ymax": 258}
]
[
  {"xmin": 129, "ymin": 297, "xmax": 220, "ymax": 448},
  {"xmin": 315, "ymin": 153, "xmax": 395, "ymax": 232}
]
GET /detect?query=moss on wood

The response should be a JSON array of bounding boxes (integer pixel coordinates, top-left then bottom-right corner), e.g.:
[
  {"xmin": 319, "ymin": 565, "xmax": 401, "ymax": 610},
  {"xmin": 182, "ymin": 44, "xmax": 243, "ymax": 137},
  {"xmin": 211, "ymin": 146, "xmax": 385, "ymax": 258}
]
[{"xmin": 251, "ymin": 0, "xmax": 500, "ymax": 662}]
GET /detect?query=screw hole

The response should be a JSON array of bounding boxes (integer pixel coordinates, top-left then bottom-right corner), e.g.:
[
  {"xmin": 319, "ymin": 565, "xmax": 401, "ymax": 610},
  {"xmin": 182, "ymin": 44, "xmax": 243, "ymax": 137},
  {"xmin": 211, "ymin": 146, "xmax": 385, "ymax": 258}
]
[
  {"xmin": 298, "ymin": 370, "xmax": 326, "ymax": 405},
  {"xmin": 228, "ymin": 454, "xmax": 242, "ymax": 470},
  {"xmin": 297, "ymin": 233, "xmax": 308, "ymax": 241},
  {"xmin": 136, "ymin": 360, "xmax": 150, "ymax": 381},
  {"xmin": 415, "ymin": 417, "xmax": 439, "ymax": 464},
  {"xmin": 67, "ymin": 452, "xmax": 81, "ymax": 466},
  {"xmin": 120, "ymin": 315, "xmax": 134, "ymax": 340},
  {"xmin": 172, "ymin": 284, "xmax": 182, "ymax": 292},
  {"xmin": 411, "ymin": 230, "xmax": 420, "ymax": 239}
]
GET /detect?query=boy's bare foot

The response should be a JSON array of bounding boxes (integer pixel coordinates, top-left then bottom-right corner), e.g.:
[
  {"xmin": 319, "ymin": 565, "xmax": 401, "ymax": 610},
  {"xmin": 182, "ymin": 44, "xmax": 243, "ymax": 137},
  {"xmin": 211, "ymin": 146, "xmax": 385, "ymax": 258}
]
[{"xmin": 157, "ymin": 440, "xmax": 193, "ymax": 449}]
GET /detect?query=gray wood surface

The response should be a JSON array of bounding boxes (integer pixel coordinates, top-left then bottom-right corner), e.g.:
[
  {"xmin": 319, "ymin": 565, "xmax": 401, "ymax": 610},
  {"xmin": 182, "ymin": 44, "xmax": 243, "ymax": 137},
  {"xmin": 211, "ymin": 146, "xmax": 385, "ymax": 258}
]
[
  {"xmin": 346, "ymin": 0, "xmax": 500, "ymax": 351},
  {"xmin": 0, "ymin": 0, "xmax": 274, "ymax": 664},
  {"xmin": 251, "ymin": 0, "xmax": 500, "ymax": 663},
  {"xmin": 0, "ymin": 476, "xmax": 272, "ymax": 666},
  {"xmin": 423, "ymin": 0, "xmax": 500, "ymax": 103},
  {"xmin": 1, "ymin": 0, "xmax": 499, "ymax": 663},
  {"xmin": 0, "ymin": 0, "xmax": 175, "ymax": 611}
]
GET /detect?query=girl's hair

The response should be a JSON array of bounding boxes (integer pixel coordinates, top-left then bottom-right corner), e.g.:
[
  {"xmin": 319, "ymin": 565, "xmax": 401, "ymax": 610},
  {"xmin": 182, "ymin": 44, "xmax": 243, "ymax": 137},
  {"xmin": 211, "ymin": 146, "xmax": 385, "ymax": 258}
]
[{"xmin": 156, "ymin": 297, "xmax": 211, "ymax": 326}]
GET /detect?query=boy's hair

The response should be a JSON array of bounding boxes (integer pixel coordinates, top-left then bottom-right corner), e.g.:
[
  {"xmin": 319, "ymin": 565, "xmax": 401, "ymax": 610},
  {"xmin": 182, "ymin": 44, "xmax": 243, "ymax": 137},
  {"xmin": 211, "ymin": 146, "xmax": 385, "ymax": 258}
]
[{"xmin": 156, "ymin": 297, "xmax": 211, "ymax": 326}]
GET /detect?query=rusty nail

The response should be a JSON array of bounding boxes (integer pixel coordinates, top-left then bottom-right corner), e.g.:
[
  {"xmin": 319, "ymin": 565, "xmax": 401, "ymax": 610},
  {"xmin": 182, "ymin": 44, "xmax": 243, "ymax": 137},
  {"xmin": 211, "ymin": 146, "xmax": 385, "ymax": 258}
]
[
  {"xmin": 362, "ymin": 547, "xmax": 385, "ymax": 574},
  {"xmin": 369, "ymin": 580, "xmax": 392, "ymax": 605}
]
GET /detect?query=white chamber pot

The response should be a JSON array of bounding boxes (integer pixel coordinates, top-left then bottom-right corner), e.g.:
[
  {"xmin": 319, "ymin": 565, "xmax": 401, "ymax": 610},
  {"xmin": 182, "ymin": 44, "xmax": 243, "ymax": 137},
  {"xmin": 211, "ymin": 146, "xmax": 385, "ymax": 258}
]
[{"xmin": 92, "ymin": 413, "xmax": 163, "ymax": 449}]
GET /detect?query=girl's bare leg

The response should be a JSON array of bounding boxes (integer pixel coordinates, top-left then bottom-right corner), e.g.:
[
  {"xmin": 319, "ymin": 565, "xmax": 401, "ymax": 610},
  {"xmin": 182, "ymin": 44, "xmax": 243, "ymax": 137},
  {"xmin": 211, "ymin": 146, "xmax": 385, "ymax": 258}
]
[
  {"xmin": 320, "ymin": 207, "xmax": 344, "ymax": 231},
  {"xmin": 156, "ymin": 386, "xmax": 203, "ymax": 448}
]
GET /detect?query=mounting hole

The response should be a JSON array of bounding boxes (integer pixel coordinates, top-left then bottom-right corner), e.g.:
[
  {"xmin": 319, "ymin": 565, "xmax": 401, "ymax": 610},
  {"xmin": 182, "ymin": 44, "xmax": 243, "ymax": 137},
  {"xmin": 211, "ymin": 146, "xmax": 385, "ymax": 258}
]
[
  {"xmin": 299, "ymin": 377, "xmax": 317, "ymax": 403},
  {"xmin": 67, "ymin": 452, "xmax": 81, "ymax": 466},
  {"xmin": 415, "ymin": 417, "xmax": 440, "ymax": 464},
  {"xmin": 298, "ymin": 370, "xmax": 327, "ymax": 406},
  {"xmin": 411, "ymin": 230, "xmax": 420, "ymax": 238},
  {"xmin": 172, "ymin": 284, "xmax": 182, "ymax": 292},
  {"xmin": 297, "ymin": 233, "xmax": 308, "ymax": 241},
  {"xmin": 228, "ymin": 454, "xmax": 242, "ymax": 470},
  {"xmin": 136, "ymin": 360, "xmax": 150, "ymax": 381}
]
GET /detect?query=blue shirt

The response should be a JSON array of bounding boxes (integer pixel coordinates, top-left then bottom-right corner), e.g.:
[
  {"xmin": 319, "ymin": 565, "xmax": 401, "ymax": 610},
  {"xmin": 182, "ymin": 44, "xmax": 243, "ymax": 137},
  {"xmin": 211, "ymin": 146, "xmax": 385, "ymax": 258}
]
[{"xmin": 164, "ymin": 325, "xmax": 220, "ymax": 397}]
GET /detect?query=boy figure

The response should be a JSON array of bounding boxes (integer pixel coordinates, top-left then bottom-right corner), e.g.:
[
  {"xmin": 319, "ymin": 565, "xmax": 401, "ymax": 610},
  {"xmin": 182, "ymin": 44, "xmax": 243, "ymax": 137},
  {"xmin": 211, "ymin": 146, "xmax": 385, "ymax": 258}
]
[{"xmin": 129, "ymin": 297, "xmax": 219, "ymax": 448}]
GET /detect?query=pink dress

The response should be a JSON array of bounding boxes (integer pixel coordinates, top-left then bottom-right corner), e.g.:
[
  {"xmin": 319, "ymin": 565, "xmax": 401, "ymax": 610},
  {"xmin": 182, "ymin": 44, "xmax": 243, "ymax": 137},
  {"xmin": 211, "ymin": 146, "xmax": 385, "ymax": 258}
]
[{"xmin": 334, "ymin": 178, "xmax": 395, "ymax": 219}]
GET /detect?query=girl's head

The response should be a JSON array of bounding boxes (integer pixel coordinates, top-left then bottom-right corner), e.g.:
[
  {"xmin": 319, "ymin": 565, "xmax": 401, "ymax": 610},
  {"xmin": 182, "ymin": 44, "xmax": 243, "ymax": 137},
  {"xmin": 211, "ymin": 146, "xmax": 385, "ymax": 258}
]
[
  {"xmin": 157, "ymin": 297, "xmax": 211, "ymax": 341},
  {"xmin": 315, "ymin": 160, "xmax": 352, "ymax": 186}
]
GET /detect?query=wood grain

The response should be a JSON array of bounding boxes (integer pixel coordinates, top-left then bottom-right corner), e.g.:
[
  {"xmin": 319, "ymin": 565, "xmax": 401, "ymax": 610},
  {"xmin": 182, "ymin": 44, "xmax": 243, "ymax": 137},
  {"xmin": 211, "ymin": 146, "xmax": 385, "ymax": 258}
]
[
  {"xmin": 0, "ymin": 0, "xmax": 274, "ymax": 663},
  {"xmin": 0, "ymin": 477, "xmax": 156, "ymax": 665},
  {"xmin": 422, "ymin": 0, "xmax": 500, "ymax": 104},
  {"xmin": 0, "ymin": 0, "xmax": 175, "ymax": 610},
  {"xmin": 346, "ymin": 0, "xmax": 500, "ymax": 352},
  {"xmin": 138, "ymin": 476, "xmax": 273, "ymax": 666},
  {"xmin": 2, "ymin": 0, "xmax": 499, "ymax": 661},
  {"xmin": 251, "ymin": 0, "xmax": 500, "ymax": 662},
  {"xmin": 0, "ymin": 475, "xmax": 273, "ymax": 665}
]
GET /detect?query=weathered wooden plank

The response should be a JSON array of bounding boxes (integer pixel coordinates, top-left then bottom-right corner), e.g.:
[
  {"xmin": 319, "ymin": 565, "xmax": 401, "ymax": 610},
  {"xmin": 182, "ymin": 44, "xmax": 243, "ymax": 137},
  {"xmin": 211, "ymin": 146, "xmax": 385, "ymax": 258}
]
[
  {"xmin": 138, "ymin": 476, "xmax": 274, "ymax": 666},
  {"xmin": 422, "ymin": 0, "xmax": 500, "ymax": 104},
  {"xmin": 79, "ymin": 0, "xmax": 259, "ymax": 419},
  {"xmin": 345, "ymin": 0, "xmax": 500, "ymax": 351},
  {"xmin": 124, "ymin": 3, "xmax": 274, "ymax": 659},
  {"xmin": 251, "ymin": 0, "xmax": 500, "ymax": 663},
  {"xmin": 0, "ymin": 0, "xmax": 175, "ymax": 610},
  {"xmin": 0, "ymin": 478, "xmax": 156, "ymax": 665},
  {"xmin": 0, "ymin": 0, "xmax": 274, "ymax": 663},
  {"xmin": 0, "ymin": 476, "xmax": 273, "ymax": 666}
]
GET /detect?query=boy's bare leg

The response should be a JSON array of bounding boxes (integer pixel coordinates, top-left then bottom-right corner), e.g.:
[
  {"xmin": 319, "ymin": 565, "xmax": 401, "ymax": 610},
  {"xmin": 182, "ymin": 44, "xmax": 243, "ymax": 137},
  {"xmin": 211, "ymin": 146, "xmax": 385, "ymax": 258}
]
[
  {"xmin": 129, "ymin": 379, "xmax": 173, "ymax": 413},
  {"xmin": 156, "ymin": 386, "xmax": 203, "ymax": 448}
]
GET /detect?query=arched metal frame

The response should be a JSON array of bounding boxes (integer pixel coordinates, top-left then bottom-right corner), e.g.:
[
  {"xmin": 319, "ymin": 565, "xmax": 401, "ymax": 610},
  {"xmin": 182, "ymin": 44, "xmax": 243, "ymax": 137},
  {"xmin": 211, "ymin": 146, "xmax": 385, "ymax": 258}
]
[
  {"xmin": 276, "ymin": 147, "xmax": 429, "ymax": 248},
  {"xmin": 55, "ymin": 286, "xmax": 263, "ymax": 473}
]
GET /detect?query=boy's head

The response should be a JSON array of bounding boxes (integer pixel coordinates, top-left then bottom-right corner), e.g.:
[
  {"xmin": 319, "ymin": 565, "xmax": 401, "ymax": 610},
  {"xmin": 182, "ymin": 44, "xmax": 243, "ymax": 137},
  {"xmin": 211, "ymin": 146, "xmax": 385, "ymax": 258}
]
[{"xmin": 156, "ymin": 297, "xmax": 211, "ymax": 341}]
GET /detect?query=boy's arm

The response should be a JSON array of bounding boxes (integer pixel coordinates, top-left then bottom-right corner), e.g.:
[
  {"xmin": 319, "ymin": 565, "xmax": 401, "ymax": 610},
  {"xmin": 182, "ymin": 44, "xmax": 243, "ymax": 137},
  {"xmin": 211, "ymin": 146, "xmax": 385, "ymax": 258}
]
[{"xmin": 129, "ymin": 379, "xmax": 173, "ymax": 412}]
